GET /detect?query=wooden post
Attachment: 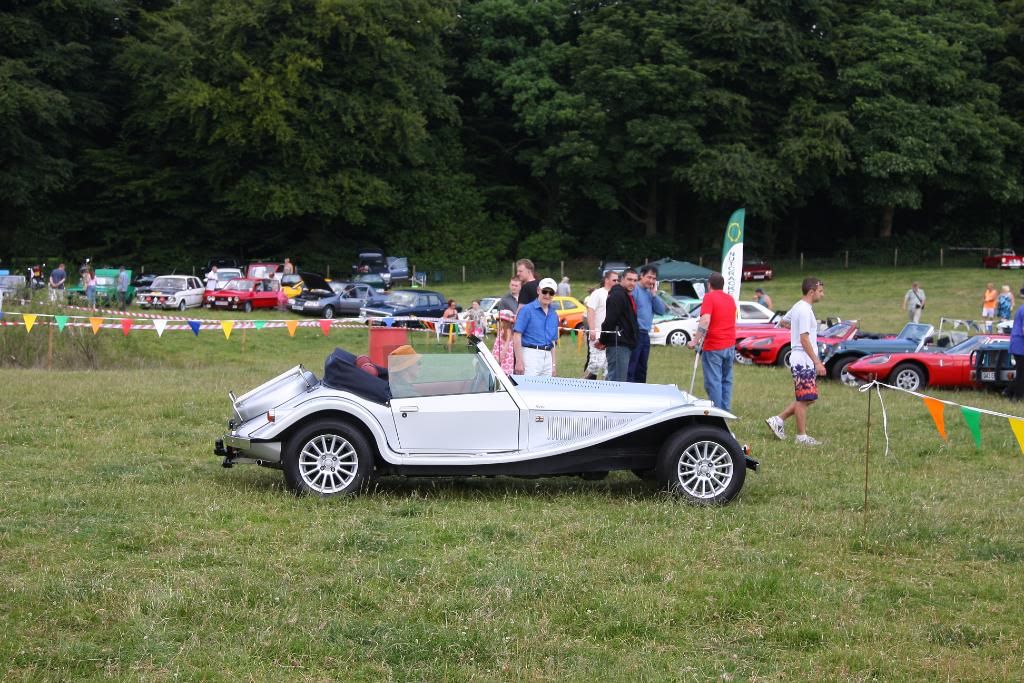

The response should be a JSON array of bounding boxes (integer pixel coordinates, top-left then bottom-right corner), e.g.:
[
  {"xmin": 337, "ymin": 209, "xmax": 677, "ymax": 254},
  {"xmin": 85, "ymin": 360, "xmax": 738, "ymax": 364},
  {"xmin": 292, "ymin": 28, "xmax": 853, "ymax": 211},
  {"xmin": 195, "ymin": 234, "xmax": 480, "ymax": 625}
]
[
  {"xmin": 326, "ymin": 264, "xmax": 331, "ymax": 278},
  {"xmin": 462, "ymin": 265, "xmax": 466, "ymax": 283},
  {"xmin": 863, "ymin": 380, "xmax": 872, "ymax": 533},
  {"xmin": 844, "ymin": 250, "xmax": 849, "ymax": 269},
  {"xmin": 894, "ymin": 248, "xmax": 898, "ymax": 268},
  {"xmin": 47, "ymin": 321, "xmax": 54, "ymax": 370},
  {"xmin": 560, "ymin": 261, "xmax": 564, "ymax": 277},
  {"xmin": 512, "ymin": 261, "xmax": 516, "ymax": 277},
  {"xmin": 939, "ymin": 248, "xmax": 944, "ymax": 267},
  {"xmin": 800, "ymin": 252, "xmax": 804, "ymax": 270}
]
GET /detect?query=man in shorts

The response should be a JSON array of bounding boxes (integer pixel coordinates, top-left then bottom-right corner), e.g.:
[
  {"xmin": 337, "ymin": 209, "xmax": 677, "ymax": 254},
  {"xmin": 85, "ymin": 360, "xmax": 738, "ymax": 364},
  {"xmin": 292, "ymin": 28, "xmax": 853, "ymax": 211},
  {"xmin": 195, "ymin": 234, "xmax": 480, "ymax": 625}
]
[{"xmin": 765, "ymin": 277, "xmax": 826, "ymax": 446}]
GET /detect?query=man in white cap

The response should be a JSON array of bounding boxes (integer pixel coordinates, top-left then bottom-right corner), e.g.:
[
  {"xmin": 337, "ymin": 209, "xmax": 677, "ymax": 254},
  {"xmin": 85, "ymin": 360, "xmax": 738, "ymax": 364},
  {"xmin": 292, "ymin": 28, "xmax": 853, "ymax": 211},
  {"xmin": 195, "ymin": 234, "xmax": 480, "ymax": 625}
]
[{"xmin": 513, "ymin": 277, "xmax": 560, "ymax": 376}]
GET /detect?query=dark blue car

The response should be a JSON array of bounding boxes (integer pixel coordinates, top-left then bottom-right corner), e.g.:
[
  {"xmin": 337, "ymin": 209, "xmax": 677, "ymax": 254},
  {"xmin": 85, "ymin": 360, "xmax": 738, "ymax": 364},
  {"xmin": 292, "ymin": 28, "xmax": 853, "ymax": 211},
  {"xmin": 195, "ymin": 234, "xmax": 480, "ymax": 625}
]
[
  {"xmin": 822, "ymin": 323, "xmax": 934, "ymax": 380},
  {"xmin": 359, "ymin": 289, "xmax": 455, "ymax": 327},
  {"xmin": 971, "ymin": 339, "xmax": 1017, "ymax": 390}
]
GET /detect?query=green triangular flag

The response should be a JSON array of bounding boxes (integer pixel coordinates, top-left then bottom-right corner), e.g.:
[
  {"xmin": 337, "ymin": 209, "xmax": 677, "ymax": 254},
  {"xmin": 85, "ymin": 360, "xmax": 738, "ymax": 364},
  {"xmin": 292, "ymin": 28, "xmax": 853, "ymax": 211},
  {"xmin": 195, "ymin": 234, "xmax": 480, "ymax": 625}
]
[
  {"xmin": 252, "ymin": 320, "xmax": 267, "ymax": 330},
  {"xmin": 960, "ymin": 406, "xmax": 982, "ymax": 449},
  {"xmin": 54, "ymin": 315, "xmax": 69, "ymax": 332}
]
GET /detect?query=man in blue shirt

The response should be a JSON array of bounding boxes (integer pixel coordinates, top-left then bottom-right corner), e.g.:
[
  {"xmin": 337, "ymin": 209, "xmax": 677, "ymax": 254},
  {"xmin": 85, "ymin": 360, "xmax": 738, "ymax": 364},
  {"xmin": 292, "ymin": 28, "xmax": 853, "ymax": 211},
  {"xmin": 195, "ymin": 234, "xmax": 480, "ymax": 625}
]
[
  {"xmin": 627, "ymin": 265, "xmax": 667, "ymax": 382},
  {"xmin": 116, "ymin": 266, "xmax": 130, "ymax": 311},
  {"xmin": 514, "ymin": 277, "xmax": 560, "ymax": 376},
  {"xmin": 1007, "ymin": 287, "xmax": 1024, "ymax": 400}
]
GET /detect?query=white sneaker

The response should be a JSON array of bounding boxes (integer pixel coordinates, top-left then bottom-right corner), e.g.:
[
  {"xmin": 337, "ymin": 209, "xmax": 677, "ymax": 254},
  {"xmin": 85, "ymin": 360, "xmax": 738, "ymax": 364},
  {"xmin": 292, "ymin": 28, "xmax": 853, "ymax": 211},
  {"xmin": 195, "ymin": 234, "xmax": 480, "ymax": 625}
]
[
  {"xmin": 765, "ymin": 416, "xmax": 785, "ymax": 440},
  {"xmin": 795, "ymin": 434, "xmax": 821, "ymax": 446}
]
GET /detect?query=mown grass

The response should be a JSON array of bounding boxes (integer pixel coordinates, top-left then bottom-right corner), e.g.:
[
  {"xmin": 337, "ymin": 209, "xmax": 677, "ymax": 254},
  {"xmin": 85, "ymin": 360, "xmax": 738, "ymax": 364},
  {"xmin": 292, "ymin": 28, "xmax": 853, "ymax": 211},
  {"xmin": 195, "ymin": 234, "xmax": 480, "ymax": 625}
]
[{"xmin": 2, "ymin": 267, "xmax": 1024, "ymax": 680}]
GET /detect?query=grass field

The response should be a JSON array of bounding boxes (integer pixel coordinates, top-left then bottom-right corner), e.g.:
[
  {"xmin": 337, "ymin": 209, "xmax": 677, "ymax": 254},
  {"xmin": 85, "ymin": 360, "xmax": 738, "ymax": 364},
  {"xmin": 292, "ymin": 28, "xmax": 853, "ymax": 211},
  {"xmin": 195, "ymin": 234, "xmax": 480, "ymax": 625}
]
[{"xmin": 2, "ymin": 267, "xmax": 1024, "ymax": 680}]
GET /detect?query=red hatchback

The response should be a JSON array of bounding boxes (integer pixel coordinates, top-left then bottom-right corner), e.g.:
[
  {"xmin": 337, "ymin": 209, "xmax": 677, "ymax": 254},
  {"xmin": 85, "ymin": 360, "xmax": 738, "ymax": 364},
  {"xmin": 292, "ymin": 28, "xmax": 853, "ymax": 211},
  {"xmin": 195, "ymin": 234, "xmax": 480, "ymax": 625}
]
[
  {"xmin": 742, "ymin": 257, "xmax": 774, "ymax": 281},
  {"xmin": 206, "ymin": 278, "xmax": 281, "ymax": 312},
  {"xmin": 982, "ymin": 250, "xmax": 1023, "ymax": 269}
]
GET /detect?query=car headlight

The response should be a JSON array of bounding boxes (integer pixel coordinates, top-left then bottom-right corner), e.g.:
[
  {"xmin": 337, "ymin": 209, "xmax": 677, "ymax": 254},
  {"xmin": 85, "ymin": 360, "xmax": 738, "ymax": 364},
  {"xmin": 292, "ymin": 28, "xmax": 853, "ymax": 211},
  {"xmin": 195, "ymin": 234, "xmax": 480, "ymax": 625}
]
[
  {"xmin": 751, "ymin": 337, "xmax": 773, "ymax": 347},
  {"xmin": 866, "ymin": 355, "xmax": 891, "ymax": 364}
]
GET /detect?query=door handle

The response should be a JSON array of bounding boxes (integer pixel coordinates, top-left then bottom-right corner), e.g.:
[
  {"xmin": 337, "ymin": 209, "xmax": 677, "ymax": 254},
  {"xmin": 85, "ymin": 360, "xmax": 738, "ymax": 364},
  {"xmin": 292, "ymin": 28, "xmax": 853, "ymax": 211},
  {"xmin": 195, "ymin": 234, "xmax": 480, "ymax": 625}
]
[{"xmin": 398, "ymin": 406, "xmax": 419, "ymax": 417}]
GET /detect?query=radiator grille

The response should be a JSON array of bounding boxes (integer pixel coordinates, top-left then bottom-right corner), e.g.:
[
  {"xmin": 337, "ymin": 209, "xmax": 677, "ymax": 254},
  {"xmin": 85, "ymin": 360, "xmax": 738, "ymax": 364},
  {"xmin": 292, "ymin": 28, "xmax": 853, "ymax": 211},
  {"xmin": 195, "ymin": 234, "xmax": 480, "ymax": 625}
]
[{"xmin": 545, "ymin": 414, "xmax": 634, "ymax": 442}]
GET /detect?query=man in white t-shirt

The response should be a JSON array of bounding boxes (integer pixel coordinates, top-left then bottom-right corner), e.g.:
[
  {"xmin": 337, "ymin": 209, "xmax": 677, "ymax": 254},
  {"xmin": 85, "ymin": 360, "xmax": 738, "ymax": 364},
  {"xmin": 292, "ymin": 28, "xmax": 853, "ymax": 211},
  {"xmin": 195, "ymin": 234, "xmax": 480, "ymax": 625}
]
[
  {"xmin": 582, "ymin": 270, "xmax": 619, "ymax": 379},
  {"xmin": 765, "ymin": 277, "xmax": 826, "ymax": 445}
]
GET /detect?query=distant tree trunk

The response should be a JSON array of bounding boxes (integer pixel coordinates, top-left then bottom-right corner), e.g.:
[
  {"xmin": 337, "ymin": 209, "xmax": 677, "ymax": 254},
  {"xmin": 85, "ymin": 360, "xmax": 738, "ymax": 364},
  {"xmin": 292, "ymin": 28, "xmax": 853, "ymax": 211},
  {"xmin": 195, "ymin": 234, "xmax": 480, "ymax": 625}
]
[
  {"xmin": 879, "ymin": 205, "xmax": 894, "ymax": 239},
  {"xmin": 663, "ymin": 184, "xmax": 677, "ymax": 237},
  {"xmin": 645, "ymin": 180, "xmax": 658, "ymax": 238}
]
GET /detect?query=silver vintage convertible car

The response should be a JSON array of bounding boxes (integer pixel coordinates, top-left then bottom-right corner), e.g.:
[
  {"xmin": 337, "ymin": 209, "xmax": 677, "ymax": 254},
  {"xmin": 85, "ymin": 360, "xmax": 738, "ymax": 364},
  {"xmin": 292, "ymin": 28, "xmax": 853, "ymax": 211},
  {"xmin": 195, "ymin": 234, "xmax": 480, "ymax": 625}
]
[{"xmin": 214, "ymin": 339, "xmax": 757, "ymax": 504}]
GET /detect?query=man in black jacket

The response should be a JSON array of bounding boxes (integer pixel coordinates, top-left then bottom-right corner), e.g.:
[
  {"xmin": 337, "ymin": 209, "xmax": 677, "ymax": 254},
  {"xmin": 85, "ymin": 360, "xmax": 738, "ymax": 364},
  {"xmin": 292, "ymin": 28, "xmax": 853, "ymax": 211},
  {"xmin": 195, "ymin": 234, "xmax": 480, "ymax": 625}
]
[{"xmin": 601, "ymin": 268, "xmax": 639, "ymax": 382}]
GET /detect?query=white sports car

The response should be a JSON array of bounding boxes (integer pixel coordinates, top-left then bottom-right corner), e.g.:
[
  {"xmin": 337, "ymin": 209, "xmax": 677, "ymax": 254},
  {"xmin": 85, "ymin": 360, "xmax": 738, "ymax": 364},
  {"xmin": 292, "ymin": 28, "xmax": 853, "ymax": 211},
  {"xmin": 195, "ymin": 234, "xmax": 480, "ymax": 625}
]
[
  {"xmin": 650, "ymin": 300, "xmax": 780, "ymax": 347},
  {"xmin": 215, "ymin": 340, "xmax": 757, "ymax": 504}
]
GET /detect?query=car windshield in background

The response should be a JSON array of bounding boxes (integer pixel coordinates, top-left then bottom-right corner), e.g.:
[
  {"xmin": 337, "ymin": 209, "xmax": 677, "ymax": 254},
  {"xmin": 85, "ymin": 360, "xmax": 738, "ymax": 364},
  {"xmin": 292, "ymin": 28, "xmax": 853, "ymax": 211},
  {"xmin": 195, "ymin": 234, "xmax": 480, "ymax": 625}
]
[
  {"xmin": 249, "ymin": 266, "xmax": 276, "ymax": 279},
  {"xmin": 152, "ymin": 277, "xmax": 186, "ymax": 290},
  {"xmin": 224, "ymin": 280, "xmax": 254, "ymax": 292},
  {"xmin": 216, "ymin": 271, "xmax": 241, "ymax": 281},
  {"xmin": 822, "ymin": 322, "xmax": 853, "ymax": 337},
  {"xmin": 281, "ymin": 274, "xmax": 302, "ymax": 286},
  {"xmin": 898, "ymin": 323, "xmax": 932, "ymax": 342},
  {"xmin": 385, "ymin": 292, "xmax": 419, "ymax": 307},
  {"xmin": 329, "ymin": 282, "xmax": 348, "ymax": 294},
  {"xmin": 945, "ymin": 336, "xmax": 991, "ymax": 355}
]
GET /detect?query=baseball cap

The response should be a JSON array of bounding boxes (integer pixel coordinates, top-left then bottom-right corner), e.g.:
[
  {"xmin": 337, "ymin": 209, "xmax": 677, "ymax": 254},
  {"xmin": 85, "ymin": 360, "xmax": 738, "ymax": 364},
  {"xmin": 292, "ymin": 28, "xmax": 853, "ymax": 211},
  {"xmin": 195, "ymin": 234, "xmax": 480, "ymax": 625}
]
[{"xmin": 538, "ymin": 277, "xmax": 557, "ymax": 293}]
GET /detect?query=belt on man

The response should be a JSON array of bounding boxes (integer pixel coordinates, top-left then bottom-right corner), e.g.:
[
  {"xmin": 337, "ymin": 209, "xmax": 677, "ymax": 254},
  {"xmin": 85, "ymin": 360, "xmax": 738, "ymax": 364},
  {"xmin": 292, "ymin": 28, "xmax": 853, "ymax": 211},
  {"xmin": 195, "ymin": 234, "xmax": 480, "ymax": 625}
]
[{"xmin": 523, "ymin": 344, "xmax": 553, "ymax": 351}]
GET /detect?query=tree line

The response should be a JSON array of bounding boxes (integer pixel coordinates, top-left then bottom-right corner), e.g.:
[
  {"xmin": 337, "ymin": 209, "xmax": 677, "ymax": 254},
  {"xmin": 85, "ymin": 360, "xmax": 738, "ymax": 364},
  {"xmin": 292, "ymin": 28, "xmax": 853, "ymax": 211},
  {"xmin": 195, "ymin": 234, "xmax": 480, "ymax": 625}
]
[{"xmin": 3, "ymin": 0, "xmax": 1023, "ymax": 272}]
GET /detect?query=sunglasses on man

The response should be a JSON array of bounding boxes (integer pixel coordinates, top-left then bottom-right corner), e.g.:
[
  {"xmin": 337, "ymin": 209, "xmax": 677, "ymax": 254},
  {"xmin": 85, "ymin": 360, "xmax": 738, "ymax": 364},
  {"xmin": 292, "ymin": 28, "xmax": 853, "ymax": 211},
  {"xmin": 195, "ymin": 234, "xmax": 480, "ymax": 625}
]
[{"xmin": 541, "ymin": 288, "xmax": 555, "ymax": 295}]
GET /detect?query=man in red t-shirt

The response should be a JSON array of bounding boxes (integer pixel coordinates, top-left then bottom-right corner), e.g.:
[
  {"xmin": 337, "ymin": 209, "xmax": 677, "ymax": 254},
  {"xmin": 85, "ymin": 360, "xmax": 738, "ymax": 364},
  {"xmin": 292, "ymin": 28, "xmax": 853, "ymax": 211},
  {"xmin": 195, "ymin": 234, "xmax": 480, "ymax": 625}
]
[{"xmin": 688, "ymin": 273, "xmax": 737, "ymax": 411}]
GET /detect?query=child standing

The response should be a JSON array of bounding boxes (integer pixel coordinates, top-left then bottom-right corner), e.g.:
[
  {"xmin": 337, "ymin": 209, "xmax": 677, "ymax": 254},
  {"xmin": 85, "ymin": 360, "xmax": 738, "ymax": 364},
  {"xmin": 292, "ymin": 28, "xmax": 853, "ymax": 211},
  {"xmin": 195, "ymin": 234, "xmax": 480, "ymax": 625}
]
[{"xmin": 492, "ymin": 309, "xmax": 516, "ymax": 375}]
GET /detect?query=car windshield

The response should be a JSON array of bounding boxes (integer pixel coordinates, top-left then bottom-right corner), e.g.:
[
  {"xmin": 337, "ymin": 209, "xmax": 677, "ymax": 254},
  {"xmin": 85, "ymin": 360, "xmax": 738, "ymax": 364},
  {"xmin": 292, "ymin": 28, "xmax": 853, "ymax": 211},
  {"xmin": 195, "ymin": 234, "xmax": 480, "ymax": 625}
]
[
  {"xmin": 152, "ymin": 277, "xmax": 186, "ymax": 290},
  {"xmin": 480, "ymin": 297, "xmax": 499, "ymax": 311},
  {"xmin": 385, "ymin": 292, "xmax": 419, "ymax": 307},
  {"xmin": 658, "ymin": 292, "xmax": 693, "ymax": 318},
  {"xmin": 822, "ymin": 322, "xmax": 853, "ymax": 337},
  {"xmin": 897, "ymin": 323, "xmax": 932, "ymax": 342},
  {"xmin": 281, "ymin": 274, "xmax": 302, "ymax": 285},
  {"xmin": 944, "ymin": 336, "xmax": 991, "ymax": 355},
  {"xmin": 217, "ymin": 270, "xmax": 241, "ymax": 281},
  {"xmin": 329, "ymin": 282, "xmax": 348, "ymax": 295},
  {"xmin": 388, "ymin": 352, "xmax": 497, "ymax": 399},
  {"xmin": 224, "ymin": 280, "xmax": 254, "ymax": 292}
]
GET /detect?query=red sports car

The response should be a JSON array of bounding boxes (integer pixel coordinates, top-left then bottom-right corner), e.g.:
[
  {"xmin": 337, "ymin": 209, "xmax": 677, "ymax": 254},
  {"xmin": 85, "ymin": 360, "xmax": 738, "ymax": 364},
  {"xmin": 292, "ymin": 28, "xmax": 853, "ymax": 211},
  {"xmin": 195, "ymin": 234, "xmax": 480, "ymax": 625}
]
[
  {"xmin": 205, "ymin": 278, "xmax": 281, "ymax": 312},
  {"xmin": 846, "ymin": 334, "xmax": 1009, "ymax": 391},
  {"xmin": 737, "ymin": 320, "xmax": 861, "ymax": 367},
  {"xmin": 982, "ymin": 250, "xmax": 1023, "ymax": 269}
]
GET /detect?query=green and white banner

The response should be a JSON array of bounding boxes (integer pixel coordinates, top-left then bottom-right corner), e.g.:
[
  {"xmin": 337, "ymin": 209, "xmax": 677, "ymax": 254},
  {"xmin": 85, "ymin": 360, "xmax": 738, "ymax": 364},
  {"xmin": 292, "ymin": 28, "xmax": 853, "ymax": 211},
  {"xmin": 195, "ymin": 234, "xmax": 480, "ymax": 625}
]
[{"xmin": 721, "ymin": 208, "xmax": 745, "ymax": 303}]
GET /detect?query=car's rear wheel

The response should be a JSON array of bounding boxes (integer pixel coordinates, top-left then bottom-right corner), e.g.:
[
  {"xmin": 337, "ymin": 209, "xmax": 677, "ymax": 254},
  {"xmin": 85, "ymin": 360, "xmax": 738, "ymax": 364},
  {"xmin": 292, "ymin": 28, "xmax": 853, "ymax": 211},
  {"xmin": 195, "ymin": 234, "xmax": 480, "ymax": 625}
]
[
  {"xmin": 830, "ymin": 356, "xmax": 855, "ymax": 381},
  {"xmin": 322, "ymin": 305, "xmax": 335, "ymax": 319},
  {"xmin": 667, "ymin": 329, "xmax": 690, "ymax": 347},
  {"xmin": 658, "ymin": 425, "xmax": 745, "ymax": 505},
  {"xmin": 776, "ymin": 344, "xmax": 792, "ymax": 368},
  {"xmin": 892, "ymin": 362, "xmax": 926, "ymax": 391},
  {"xmin": 283, "ymin": 419, "xmax": 374, "ymax": 496},
  {"xmin": 243, "ymin": 301, "xmax": 252, "ymax": 313}
]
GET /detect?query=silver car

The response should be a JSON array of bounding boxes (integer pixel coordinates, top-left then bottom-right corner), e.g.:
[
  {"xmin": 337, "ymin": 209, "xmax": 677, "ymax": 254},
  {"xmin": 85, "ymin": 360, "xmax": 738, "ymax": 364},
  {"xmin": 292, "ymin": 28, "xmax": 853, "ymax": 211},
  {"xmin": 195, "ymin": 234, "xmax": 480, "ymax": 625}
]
[{"xmin": 214, "ymin": 340, "xmax": 756, "ymax": 504}]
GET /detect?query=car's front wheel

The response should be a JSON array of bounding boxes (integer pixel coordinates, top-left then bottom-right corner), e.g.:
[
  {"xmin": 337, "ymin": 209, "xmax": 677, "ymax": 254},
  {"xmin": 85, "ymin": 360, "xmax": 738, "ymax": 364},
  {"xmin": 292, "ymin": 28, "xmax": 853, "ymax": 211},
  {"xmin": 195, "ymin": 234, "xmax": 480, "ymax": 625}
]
[
  {"xmin": 667, "ymin": 329, "xmax": 690, "ymax": 347},
  {"xmin": 892, "ymin": 362, "xmax": 926, "ymax": 391},
  {"xmin": 322, "ymin": 305, "xmax": 335, "ymax": 319},
  {"xmin": 243, "ymin": 301, "xmax": 253, "ymax": 313},
  {"xmin": 830, "ymin": 356, "xmax": 855, "ymax": 381},
  {"xmin": 178, "ymin": 299, "xmax": 187, "ymax": 311},
  {"xmin": 658, "ymin": 425, "xmax": 745, "ymax": 505},
  {"xmin": 283, "ymin": 420, "xmax": 374, "ymax": 496},
  {"xmin": 776, "ymin": 344, "xmax": 792, "ymax": 368}
]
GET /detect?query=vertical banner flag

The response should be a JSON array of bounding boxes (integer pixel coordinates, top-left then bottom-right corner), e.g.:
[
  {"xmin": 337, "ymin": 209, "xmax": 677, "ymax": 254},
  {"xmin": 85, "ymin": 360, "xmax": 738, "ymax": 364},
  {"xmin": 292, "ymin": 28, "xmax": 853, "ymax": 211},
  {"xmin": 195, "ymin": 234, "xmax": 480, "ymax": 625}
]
[{"xmin": 721, "ymin": 208, "xmax": 745, "ymax": 303}]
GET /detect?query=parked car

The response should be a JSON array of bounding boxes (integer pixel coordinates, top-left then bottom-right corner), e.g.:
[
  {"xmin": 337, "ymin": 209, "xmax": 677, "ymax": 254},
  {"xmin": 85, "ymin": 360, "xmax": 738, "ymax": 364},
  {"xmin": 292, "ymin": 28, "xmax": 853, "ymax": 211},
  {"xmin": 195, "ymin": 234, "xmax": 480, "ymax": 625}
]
[
  {"xmin": 847, "ymin": 334, "xmax": 1008, "ymax": 391},
  {"xmin": 457, "ymin": 296, "xmax": 502, "ymax": 334},
  {"xmin": 289, "ymin": 275, "xmax": 384, "ymax": 318},
  {"xmin": 0, "ymin": 274, "xmax": 28, "ymax": 301},
  {"xmin": 821, "ymin": 322, "xmax": 934, "ymax": 380},
  {"xmin": 598, "ymin": 260, "xmax": 630, "ymax": 278},
  {"xmin": 737, "ymin": 320, "xmax": 863, "ymax": 367},
  {"xmin": 354, "ymin": 273, "xmax": 389, "ymax": 293},
  {"xmin": 213, "ymin": 339, "xmax": 757, "ymax": 503},
  {"xmin": 136, "ymin": 275, "xmax": 206, "ymax": 311},
  {"xmin": 205, "ymin": 278, "xmax": 281, "ymax": 312},
  {"xmin": 203, "ymin": 268, "xmax": 243, "ymax": 298},
  {"xmin": 246, "ymin": 262, "xmax": 284, "ymax": 280},
  {"xmin": 982, "ymin": 250, "xmax": 1023, "ymax": 269},
  {"xmin": 650, "ymin": 300, "xmax": 779, "ymax": 347},
  {"xmin": 386, "ymin": 256, "xmax": 410, "ymax": 283},
  {"xmin": 552, "ymin": 296, "xmax": 587, "ymax": 332},
  {"xmin": 971, "ymin": 339, "xmax": 1017, "ymax": 389},
  {"xmin": 280, "ymin": 273, "xmax": 305, "ymax": 299},
  {"xmin": 360, "ymin": 289, "xmax": 453, "ymax": 326},
  {"xmin": 742, "ymin": 257, "xmax": 774, "ymax": 281},
  {"xmin": 67, "ymin": 268, "xmax": 135, "ymax": 306},
  {"xmin": 132, "ymin": 273, "xmax": 158, "ymax": 290}
]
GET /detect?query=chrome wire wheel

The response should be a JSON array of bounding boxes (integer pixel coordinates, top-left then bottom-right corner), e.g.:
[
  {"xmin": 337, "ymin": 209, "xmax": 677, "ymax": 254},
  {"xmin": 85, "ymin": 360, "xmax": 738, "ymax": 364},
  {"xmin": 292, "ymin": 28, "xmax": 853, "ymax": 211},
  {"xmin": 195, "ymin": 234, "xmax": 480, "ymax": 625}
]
[
  {"xmin": 298, "ymin": 433, "xmax": 359, "ymax": 494},
  {"xmin": 675, "ymin": 440, "xmax": 734, "ymax": 500}
]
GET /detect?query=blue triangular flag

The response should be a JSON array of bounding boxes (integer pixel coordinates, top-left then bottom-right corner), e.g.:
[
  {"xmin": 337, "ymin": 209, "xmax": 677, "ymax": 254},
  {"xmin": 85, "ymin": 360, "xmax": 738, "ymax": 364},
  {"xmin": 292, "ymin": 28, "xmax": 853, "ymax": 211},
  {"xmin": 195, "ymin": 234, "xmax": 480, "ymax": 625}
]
[{"xmin": 188, "ymin": 320, "xmax": 201, "ymax": 336}]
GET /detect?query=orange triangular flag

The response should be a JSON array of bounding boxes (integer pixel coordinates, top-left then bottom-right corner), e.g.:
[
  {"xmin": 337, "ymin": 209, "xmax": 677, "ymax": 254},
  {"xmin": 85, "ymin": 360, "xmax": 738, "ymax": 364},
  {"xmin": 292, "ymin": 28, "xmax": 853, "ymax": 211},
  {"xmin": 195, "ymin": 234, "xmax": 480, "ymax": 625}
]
[
  {"xmin": 221, "ymin": 320, "xmax": 234, "ymax": 340},
  {"xmin": 1010, "ymin": 418, "xmax": 1024, "ymax": 455},
  {"xmin": 22, "ymin": 314, "xmax": 36, "ymax": 333},
  {"xmin": 90, "ymin": 317, "xmax": 103, "ymax": 334},
  {"xmin": 923, "ymin": 396, "xmax": 947, "ymax": 441},
  {"xmin": 285, "ymin": 320, "xmax": 298, "ymax": 337},
  {"xmin": 120, "ymin": 319, "xmax": 133, "ymax": 336},
  {"xmin": 319, "ymin": 319, "xmax": 331, "ymax": 336}
]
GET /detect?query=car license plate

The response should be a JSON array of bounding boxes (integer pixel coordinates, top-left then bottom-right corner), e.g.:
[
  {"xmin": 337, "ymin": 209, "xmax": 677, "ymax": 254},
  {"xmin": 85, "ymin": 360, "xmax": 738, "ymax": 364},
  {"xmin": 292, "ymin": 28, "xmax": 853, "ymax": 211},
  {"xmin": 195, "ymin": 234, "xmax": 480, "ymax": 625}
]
[
  {"xmin": 981, "ymin": 371, "xmax": 996, "ymax": 381},
  {"xmin": 753, "ymin": 275, "xmax": 765, "ymax": 279},
  {"xmin": 214, "ymin": 300, "xmax": 228, "ymax": 306}
]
